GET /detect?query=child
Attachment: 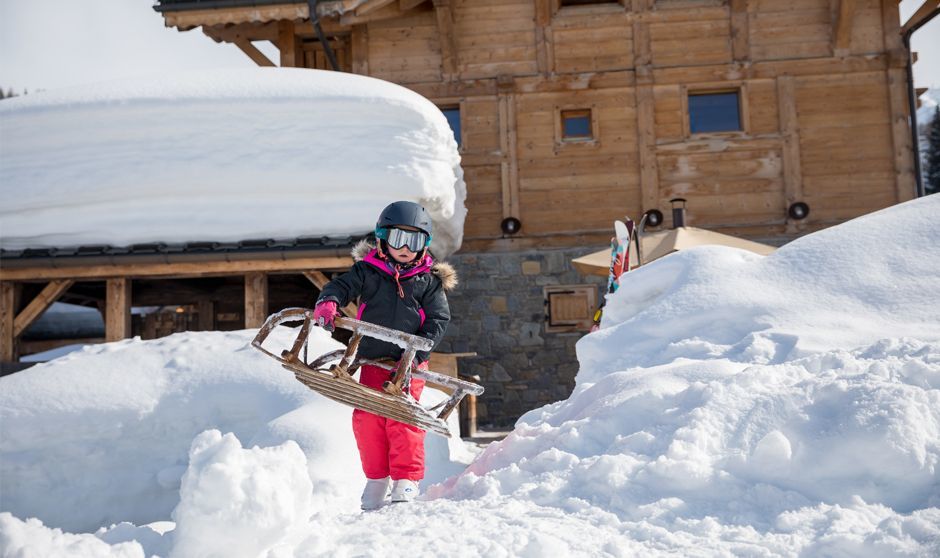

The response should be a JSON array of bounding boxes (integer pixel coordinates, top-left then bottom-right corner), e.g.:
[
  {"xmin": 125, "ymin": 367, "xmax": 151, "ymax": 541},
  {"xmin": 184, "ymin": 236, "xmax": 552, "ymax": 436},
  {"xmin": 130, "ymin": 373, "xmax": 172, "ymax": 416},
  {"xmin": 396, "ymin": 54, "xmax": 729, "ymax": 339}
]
[{"xmin": 311, "ymin": 201, "xmax": 456, "ymax": 510}]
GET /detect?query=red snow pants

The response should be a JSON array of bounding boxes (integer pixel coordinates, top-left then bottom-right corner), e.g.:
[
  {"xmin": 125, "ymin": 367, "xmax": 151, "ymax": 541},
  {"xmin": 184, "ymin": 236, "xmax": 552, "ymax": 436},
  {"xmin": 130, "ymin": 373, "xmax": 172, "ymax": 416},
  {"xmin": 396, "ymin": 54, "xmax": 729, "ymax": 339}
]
[{"xmin": 352, "ymin": 363, "xmax": 426, "ymax": 481}]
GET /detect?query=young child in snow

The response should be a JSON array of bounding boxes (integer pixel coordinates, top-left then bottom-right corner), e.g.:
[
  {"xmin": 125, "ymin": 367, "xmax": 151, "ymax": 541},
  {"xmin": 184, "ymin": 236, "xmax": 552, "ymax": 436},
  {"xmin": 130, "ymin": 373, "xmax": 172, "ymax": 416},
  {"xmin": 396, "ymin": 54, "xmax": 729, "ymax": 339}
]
[{"xmin": 311, "ymin": 201, "xmax": 456, "ymax": 510}]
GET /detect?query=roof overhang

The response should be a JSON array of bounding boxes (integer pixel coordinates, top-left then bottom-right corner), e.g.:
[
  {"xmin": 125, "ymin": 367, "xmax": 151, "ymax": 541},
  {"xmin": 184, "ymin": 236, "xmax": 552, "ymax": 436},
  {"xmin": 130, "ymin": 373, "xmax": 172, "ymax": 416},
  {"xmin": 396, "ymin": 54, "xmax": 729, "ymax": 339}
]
[{"xmin": 0, "ymin": 236, "xmax": 363, "ymax": 281}]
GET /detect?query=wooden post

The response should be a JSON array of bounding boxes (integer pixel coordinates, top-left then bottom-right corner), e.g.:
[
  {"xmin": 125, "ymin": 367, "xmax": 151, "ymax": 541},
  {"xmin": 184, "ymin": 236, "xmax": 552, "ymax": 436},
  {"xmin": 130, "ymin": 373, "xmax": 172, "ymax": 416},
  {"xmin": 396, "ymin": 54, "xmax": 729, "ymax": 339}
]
[
  {"xmin": 244, "ymin": 272, "xmax": 268, "ymax": 329},
  {"xmin": 198, "ymin": 299, "xmax": 216, "ymax": 331},
  {"xmin": 534, "ymin": 0, "xmax": 554, "ymax": 76},
  {"xmin": 882, "ymin": 1, "xmax": 917, "ymax": 202},
  {"xmin": 777, "ymin": 75, "xmax": 806, "ymax": 233},
  {"xmin": 633, "ymin": 0, "xmax": 657, "ymax": 214},
  {"xmin": 832, "ymin": 0, "xmax": 856, "ymax": 56},
  {"xmin": 497, "ymin": 75, "xmax": 519, "ymax": 222},
  {"xmin": 278, "ymin": 20, "xmax": 302, "ymax": 68},
  {"xmin": 106, "ymin": 278, "xmax": 132, "ymax": 342},
  {"xmin": 1, "ymin": 282, "xmax": 16, "ymax": 362},
  {"xmin": 351, "ymin": 25, "xmax": 369, "ymax": 75},
  {"xmin": 433, "ymin": 0, "xmax": 459, "ymax": 80},
  {"xmin": 730, "ymin": 0, "xmax": 750, "ymax": 62}
]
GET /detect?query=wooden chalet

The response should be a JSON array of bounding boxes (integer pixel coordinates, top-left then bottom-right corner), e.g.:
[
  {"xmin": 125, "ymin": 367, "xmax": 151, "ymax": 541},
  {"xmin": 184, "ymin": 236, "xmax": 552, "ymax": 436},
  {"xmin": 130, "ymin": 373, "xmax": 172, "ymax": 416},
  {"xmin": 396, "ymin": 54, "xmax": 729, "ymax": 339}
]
[{"xmin": 1, "ymin": 0, "xmax": 932, "ymax": 426}]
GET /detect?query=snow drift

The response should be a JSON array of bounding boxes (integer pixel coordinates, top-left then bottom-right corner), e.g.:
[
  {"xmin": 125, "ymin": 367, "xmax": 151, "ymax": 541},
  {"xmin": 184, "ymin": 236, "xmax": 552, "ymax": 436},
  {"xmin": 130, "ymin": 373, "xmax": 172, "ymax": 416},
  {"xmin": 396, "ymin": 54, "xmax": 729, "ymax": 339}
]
[
  {"xmin": 0, "ymin": 68, "xmax": 467, "ymax": 257},
  {"xmin": 2, "ymin": 196, "xmax": 939, "ymax": 556}
]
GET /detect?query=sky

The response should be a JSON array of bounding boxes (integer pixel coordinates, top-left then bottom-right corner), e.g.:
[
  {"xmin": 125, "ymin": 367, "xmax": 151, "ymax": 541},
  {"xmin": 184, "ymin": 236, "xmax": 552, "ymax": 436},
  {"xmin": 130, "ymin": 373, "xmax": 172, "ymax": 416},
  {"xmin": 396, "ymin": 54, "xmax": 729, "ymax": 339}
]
[{"xmin": 1, "ymin": 0, "xmax": 938, "ymax": 95}]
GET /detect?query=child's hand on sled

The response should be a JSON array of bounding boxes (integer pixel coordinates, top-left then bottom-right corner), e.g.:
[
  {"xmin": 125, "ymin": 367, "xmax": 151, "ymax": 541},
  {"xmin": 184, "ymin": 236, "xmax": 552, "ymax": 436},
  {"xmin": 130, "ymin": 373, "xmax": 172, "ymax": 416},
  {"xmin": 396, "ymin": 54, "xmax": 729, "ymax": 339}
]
[{"xmin": 311, "ymin": 301, "xmax": 338, "ymax": 331}]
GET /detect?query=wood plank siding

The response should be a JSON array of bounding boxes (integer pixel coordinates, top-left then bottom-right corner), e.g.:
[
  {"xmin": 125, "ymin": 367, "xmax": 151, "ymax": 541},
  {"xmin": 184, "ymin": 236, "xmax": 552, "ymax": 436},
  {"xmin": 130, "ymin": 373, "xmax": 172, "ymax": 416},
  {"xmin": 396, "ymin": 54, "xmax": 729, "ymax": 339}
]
[{"xmin": 158, "ymin": 0, "xmax": 915, "ymax": 249}]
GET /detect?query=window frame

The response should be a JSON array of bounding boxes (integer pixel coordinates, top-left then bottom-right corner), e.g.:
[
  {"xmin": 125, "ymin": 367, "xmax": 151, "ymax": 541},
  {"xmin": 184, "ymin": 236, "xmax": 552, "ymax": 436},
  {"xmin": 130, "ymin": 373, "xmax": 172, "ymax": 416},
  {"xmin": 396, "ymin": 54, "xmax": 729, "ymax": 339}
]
[
  {"xmin": 439, "ymin": 103, "xmax": 464, "ymax": 150},
  {"xmin": 555, "ymin": 105, "xmax": 600, "ymax": 150},
  {"xmin": 682, "ymin": 84, "xmax": 749, "ymax": 138}
]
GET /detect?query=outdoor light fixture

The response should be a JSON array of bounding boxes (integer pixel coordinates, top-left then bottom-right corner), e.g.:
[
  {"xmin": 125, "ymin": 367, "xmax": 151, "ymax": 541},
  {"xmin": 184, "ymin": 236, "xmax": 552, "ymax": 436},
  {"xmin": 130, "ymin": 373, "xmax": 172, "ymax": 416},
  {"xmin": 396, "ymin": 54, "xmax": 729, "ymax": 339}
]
[
  {"xmin": 642, "ymin": 209, "xmax": 664, "ymax": 228},
  {"xmin": 788, "ymin": 202, "xmax": 810, "ymax": 220},
  {"xmin": 501, "ymin": 217, "xmax": 522, "ymax": 235}
]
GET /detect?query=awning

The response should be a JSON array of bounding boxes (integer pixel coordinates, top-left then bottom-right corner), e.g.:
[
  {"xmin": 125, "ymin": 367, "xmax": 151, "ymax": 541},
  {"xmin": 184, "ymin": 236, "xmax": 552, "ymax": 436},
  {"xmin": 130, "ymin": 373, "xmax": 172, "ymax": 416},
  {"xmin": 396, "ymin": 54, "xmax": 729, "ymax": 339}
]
[{"xmin": 572, "ymin": 227, "xmax": 776, "ymax": 277}]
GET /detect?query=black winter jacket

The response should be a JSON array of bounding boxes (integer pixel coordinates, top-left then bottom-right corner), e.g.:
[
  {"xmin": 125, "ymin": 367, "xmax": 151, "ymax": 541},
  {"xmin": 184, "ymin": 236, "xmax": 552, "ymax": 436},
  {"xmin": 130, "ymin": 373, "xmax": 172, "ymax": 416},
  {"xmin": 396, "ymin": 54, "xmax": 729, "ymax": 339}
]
[{"xmin": 315, "ymin": 241, "xmax": 457, "ymax": 363}]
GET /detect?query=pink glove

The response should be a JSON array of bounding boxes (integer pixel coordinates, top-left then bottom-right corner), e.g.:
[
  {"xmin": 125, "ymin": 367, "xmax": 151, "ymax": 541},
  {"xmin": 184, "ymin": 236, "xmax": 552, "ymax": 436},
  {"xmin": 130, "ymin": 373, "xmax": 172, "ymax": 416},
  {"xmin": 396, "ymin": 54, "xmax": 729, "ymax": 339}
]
[{"xmin": 311, "ymin": 301, "xmax": 338, "ymax": 331}]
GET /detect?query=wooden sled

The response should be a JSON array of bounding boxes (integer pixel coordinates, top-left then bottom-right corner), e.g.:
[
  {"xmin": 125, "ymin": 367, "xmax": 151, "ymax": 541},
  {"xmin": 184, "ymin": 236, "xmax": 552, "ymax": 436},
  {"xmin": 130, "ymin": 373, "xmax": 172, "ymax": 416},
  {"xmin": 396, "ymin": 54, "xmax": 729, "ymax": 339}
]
[{"xmin": 251, "ymin": 308, "xmax": 484, "ymax": 438}]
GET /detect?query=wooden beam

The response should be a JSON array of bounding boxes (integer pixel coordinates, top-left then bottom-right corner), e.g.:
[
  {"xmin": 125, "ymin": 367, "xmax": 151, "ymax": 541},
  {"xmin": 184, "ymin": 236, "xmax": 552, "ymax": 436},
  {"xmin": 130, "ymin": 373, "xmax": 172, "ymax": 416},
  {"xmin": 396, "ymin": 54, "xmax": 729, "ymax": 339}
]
[
  {"xmin": 832, "ymin": 0, "xmax": 856, "ymax": 55},
  {"xmin": 399, "ymin": 0, "xmax": 428, "ymax": 10},
  {"xmin": 497, "ymin": 76, "xmax": 519, "ymax": 222},
  {"xmin": 635, "ymin": 85, "xmax": 659, "ymax": 215},
  {"xmin": 730, "ymin": 0, "xmax": 749, "ymax": 62},
  {"xmin": 777, "ymin": 75, "xmax": 805, "ymax": 233},
  {"xmin": 106, "ymin": 278, "xmax": 131, "ymax": 342},
  {"xmin": 244, "ymin": 272, "xmax": 269, "ymax": 329},
  {"xmin": 162, "ymin": 4, "xmax": 310, "ymax": 30},
  {"xmin": 1, "ymin": 283, "xmax": 15, "ymax": 361},
  {"xmin": 901, "ymin": 1, "xmax": 939, "ymax": 36},
  {"xmin": 534, "ymin": 0, "xmax": 554, "ymax": 76},
  {"xmin": 303, "ymin": 271, "xmax": 358, "ymax": 317},
  {"xmin": 433, "ymin": 0, "xmax": 458, "ymax": 80},
  {"xmin": 198, "ymin": 299, "xmax": 216, "ymax": 331},
  {"xmin": 341, "ymin": 2, "xmax": 404, "ymax": 24},
  {"xmin": 357, "ymin": 0, "xmax": 397, "ymax": 16},
  {"xmin": 887, "ymin": 68, "xmax": 917, "ymax": 202},
  {"xmin": 235, "ymin": 39, "xmax": 277, "ymax": 67},
  {"xmin": 351, "ymin": 25, "xmax": 369, "ymax": 75},
  {"xmin": 883, "ymin": 0, "xmax": 917, "ymax": 201},
  {"xmin": 12, "ymin": 280, "xmax": 74, "ymax": 338},
  {"xmin": 278, "ymin": 20, "xmax": 303, "ymax": 68},
  {"xmin": 0, "ymin": 256, "xmax": 354, "ymax": 282}
]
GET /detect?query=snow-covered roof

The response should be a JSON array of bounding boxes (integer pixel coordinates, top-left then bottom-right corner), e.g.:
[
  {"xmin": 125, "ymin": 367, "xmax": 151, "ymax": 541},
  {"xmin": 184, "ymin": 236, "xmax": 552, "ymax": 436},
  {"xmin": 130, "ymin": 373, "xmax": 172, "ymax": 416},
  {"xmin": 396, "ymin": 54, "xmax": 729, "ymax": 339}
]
[{"xmin": 0, "ymin": 68, "xmax": 467, "ymax": 258}]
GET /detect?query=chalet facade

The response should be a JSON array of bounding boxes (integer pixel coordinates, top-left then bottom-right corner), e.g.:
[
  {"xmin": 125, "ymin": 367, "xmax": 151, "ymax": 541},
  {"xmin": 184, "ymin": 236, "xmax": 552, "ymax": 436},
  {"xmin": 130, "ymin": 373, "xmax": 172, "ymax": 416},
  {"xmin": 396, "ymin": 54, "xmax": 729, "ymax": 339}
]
[{"xmin": 1, "ymin": 0, "xmax": 926, "ymax": 427}]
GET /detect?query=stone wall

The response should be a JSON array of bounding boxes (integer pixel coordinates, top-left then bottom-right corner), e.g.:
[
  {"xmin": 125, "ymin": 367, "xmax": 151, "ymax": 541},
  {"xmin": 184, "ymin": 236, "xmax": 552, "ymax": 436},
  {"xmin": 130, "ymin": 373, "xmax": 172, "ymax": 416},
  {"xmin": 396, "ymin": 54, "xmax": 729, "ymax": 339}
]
[{"xmin": 435, "ymin": 246, "xmax": 607, "ymax": 428}]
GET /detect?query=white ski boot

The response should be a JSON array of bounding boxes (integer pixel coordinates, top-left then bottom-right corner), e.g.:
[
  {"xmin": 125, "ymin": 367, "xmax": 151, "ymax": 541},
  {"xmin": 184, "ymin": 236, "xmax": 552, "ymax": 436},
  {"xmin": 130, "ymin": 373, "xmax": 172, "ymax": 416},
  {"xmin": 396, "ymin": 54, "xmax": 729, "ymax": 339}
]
[
  {"xmin": 361, "ymin": 477, "xmax": 391, "ymax": 510},
  {"xmin": 390, "ymin": 479, "xmax": 419, "ymax": 503}
]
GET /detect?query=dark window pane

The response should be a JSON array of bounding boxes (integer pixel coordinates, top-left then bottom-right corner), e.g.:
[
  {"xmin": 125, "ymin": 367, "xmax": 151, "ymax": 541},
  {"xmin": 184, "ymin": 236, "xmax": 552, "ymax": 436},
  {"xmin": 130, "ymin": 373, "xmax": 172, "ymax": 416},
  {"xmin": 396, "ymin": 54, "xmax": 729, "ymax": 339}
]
[
  {"xmin": 441, "ymin": 107, "xmax": 461, "ymax": 146},
  {"xmin": 562, "ymin": 110, "xmax": 592, "ymax": 139},
  {"xmin": 689, "ymin": 92, "xmax": 741, "ymax": 134}
]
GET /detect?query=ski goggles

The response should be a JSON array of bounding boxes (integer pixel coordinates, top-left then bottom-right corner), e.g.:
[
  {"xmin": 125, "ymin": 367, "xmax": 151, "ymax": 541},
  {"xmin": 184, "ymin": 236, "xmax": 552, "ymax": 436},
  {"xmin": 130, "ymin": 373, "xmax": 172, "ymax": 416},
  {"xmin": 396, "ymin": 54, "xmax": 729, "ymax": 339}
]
[{"xmin": 377, "ymin": 227, "xmax": 430, "ymax": 252}]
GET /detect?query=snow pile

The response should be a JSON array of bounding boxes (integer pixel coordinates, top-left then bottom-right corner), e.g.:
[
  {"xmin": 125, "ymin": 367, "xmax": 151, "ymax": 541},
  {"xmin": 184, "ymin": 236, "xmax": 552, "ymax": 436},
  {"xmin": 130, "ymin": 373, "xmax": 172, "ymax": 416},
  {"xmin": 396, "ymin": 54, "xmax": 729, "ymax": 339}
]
[
  {"xmin": 0, "ymin": 327, "xmax": 470, "ymax": 536},
  {"xmin": 2, "ymin": 197, "xmax": 940, "ymax": 556},
  {"xmin": 0, "ymin": 68, "xmax": 467, "ymax": 257},
  {"xmin": 170, "ymin": 431, "xmax": 313, "ymax": 558}
]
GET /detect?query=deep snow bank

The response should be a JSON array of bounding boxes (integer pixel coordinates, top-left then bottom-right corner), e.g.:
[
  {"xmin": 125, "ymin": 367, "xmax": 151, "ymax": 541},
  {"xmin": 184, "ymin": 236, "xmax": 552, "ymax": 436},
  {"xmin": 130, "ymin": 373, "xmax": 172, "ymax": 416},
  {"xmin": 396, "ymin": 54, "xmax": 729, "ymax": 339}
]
[
  {"xmin": 425, "ymin": 195, "xmax": 940, "ymax": 552},
  {"xmin": 0, "ymin": 68, "xmax": 467, "ymax": 257},
  {"xmin": 0, "ymin": 328, "xmax": 472, "ymax": 534}
]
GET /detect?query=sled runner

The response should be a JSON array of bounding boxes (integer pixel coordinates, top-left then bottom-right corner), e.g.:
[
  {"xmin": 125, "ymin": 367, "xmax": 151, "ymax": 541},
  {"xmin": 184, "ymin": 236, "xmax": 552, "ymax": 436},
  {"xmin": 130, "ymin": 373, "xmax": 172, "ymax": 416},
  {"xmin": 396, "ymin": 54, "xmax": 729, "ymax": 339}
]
[{"xmin": 251, "ymin": 308, "xmax": 484, "ymax": 438}]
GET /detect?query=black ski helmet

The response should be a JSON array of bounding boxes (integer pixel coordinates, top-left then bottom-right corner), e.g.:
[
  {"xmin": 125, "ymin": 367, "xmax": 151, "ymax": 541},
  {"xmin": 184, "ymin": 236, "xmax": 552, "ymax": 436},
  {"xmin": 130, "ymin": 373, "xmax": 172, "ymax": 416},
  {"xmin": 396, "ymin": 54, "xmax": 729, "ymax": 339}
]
[{"xmin": 375, "ymin": 201, "xmax": 433, "ymax": 237}]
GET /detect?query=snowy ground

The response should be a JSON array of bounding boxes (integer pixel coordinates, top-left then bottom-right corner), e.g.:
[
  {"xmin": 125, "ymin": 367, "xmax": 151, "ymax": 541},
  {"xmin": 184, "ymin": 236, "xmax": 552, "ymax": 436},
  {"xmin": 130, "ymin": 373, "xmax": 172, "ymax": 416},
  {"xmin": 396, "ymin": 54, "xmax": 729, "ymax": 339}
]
[
  {"xmin": 2, "ymin": 195, "xmax": 940, "ymax": 557},
  {"xmin": 0, "ymin": 68, "xmax": 467, "ymax": 257}
]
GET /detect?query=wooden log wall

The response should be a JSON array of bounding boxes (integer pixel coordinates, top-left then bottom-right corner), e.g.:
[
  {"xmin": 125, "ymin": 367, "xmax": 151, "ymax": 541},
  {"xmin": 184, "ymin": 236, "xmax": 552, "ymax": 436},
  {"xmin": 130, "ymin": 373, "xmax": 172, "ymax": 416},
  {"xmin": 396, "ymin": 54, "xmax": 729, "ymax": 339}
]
[
  {"xmin": 143, "ymin": 1, "xmax": 920, "ymax": 248},
  {"xmin": 184, "ymin": 0, "xmax": 911, "ymax": 248}
]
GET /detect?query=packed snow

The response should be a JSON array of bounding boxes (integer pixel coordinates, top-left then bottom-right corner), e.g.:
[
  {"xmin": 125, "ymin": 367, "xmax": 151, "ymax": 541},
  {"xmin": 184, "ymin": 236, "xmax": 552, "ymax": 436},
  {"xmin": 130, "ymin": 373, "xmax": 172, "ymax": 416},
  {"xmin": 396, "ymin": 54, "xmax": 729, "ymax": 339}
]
[
  {"xmin": 0, "ymin": 68, "xmax": 467, "ymax": 257},
  {"xmin": 2, "ymin": 196, "xmax": 940, "ymax": 557}
]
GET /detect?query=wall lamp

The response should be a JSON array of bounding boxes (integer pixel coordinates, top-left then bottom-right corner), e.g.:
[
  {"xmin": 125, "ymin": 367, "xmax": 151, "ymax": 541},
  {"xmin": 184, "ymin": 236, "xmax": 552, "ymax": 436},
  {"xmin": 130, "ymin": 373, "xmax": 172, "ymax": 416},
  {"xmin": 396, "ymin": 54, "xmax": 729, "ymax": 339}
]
[
  {"xmin": 788, "ymin": 202, "xmax": 810, "ymax": 220},
  {"xmin": 501, "ymin": 217, "xmax": 522, "ymax": 235}
]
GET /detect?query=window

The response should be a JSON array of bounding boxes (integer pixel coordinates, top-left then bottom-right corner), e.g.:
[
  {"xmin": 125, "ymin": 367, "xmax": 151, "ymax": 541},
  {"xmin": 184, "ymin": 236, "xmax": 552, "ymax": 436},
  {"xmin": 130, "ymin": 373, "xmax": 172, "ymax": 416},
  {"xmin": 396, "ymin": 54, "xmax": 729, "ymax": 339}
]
[
  {"xmin": 688, "ymin": 91, "xmax": 741, "ymax": 134},
  {"xmin": 561, "ymin": 109, "xmax": 593, "ymax": 141},
  {"xmin": 544, "ymin": 285, "xmax": 597, "ymax": 332},
  {"xmin": 440, "ymin": 106, "xmax": 462, "ymax": 147}
]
